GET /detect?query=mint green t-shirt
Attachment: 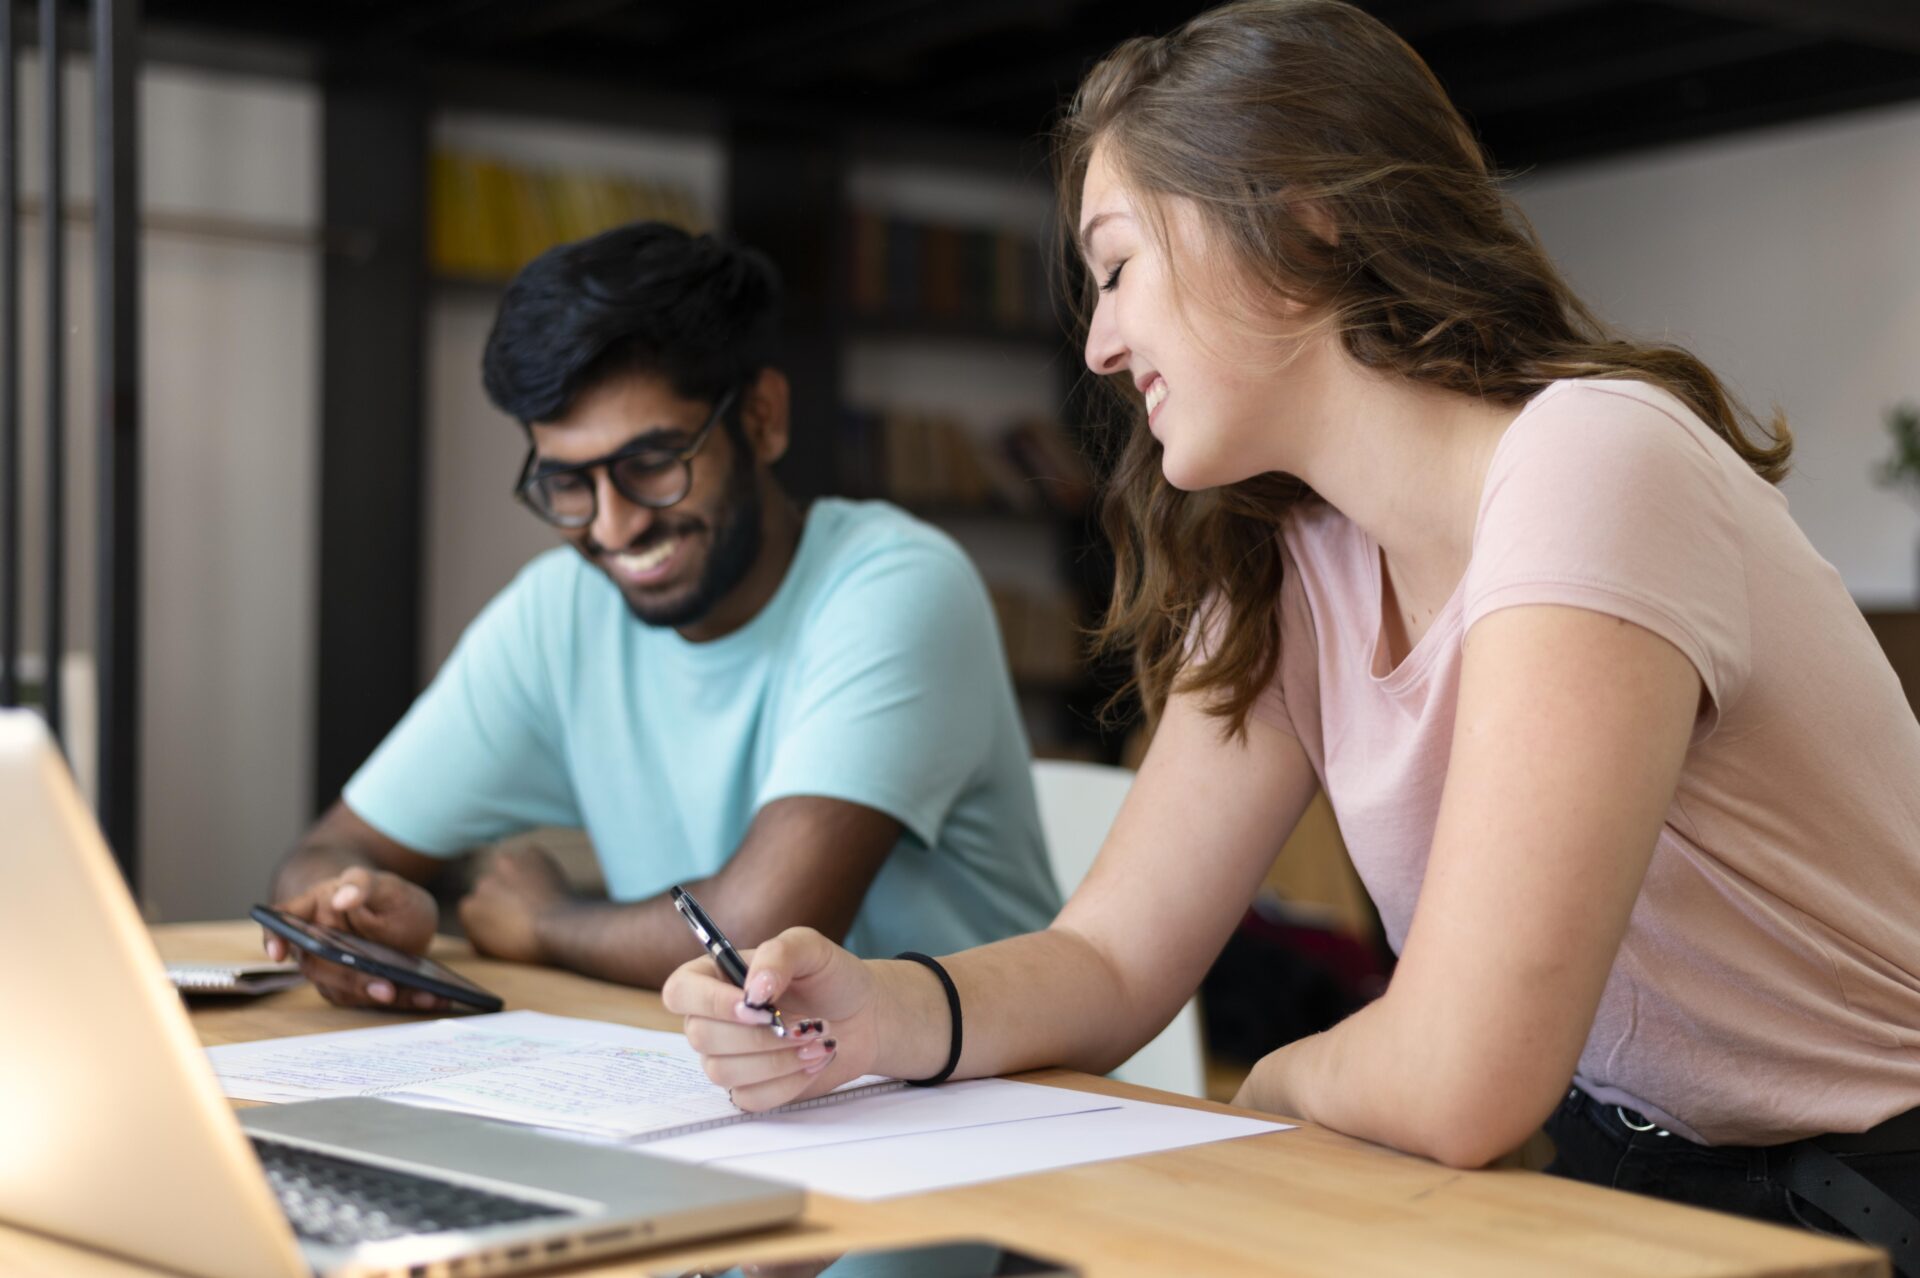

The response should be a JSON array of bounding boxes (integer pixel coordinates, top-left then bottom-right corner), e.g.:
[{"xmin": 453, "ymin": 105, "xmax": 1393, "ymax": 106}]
[{"xmin": 342, "ymin": 498, "xmax": 1060, "ymax": 958}]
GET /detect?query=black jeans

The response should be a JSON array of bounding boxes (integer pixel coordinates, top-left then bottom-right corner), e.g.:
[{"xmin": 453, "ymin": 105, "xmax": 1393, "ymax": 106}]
[{"xmin": 1545, "ymin": 1087, "xmax": 1920, "ymax": 1275}]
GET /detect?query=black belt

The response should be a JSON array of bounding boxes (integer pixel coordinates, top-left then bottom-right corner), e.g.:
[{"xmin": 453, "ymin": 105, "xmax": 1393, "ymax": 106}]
[
  {"xmin": 1589, "ymin": 1093, "xmax": 1920, "ymax": 1276},
  {"xmin": 1781, "ymin": 1143, "xmax": 1920, "ymax": 1276}
]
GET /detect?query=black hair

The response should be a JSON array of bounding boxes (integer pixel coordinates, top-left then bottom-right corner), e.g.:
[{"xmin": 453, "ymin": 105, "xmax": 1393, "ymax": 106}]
[{"xmin": 481, "ymin": 221, "xmax": 782, "ymax": 428}]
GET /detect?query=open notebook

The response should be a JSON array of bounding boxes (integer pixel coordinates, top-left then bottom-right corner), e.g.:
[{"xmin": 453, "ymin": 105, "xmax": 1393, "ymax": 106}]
[{"xmin": 207, "ymin": 1010, "xmax": 899, "ymax": 1142}]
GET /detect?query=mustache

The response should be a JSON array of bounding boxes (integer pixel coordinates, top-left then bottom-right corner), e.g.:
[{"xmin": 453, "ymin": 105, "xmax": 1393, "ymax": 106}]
[{"xmin": 583, "ymin": 522, "xmax": 704, "ymax": 558}]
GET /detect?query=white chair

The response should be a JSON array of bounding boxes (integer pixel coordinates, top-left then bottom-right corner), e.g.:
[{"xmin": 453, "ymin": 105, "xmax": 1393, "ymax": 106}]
[{"xmin": 1030, "ymin": 759, "xmax": 1208, "ymax": 1098}]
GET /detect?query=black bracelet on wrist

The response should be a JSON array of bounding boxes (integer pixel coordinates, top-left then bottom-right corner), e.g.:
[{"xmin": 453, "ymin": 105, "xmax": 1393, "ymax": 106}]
[{"xmin": 895, "ymin": 951, "xmax": 962, "ymax": 1087}]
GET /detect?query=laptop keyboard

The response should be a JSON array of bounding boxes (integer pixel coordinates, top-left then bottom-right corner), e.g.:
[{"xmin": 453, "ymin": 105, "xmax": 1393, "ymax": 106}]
[{"xmin": 252, "ymin": 1137, "xmax": 570, "ymax": 1248}]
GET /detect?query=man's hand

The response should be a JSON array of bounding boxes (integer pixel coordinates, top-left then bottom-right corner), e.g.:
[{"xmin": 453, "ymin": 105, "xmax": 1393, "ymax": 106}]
[
  {"xmin": 263, "ymin": 866, "xmax": 445, "ymax": 1010},
  {"xmin": 457, "ymin": 845, "xmax": 577, "ymax": 964}
]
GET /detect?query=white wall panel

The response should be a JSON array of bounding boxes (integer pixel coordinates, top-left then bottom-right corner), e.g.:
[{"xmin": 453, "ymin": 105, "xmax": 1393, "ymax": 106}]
[
  {"xmin": 1515, "ymin": 100, "xmax": 1920, "ymax": 606},
  {"xmin": 9, "ymin": 56, "xmax": 320, "ymax": 921}
]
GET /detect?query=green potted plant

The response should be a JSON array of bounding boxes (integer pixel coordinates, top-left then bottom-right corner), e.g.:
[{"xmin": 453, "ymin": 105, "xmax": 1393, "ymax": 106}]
[{"xmin": 1876, "ymin": 402, "xmax": 1920, "ymax": 598}]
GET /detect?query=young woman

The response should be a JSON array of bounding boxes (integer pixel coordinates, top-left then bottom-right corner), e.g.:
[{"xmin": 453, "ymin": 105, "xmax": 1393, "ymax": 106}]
[{"xmin": 665, "ymin": 0, "xmax": 1920, "ymax": 1257}]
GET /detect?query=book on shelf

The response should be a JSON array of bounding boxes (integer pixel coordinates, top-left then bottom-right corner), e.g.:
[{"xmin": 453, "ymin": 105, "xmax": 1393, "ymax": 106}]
[
  {"xmin": 993, "ymin": 230, "xmax": 1030, "ymax": 332},
  {"xmin": 849, "ymin": 208, "xmax": 889, "ymax": 313},
  {"xmin": 921, "ymin": 223, "xmax": 962, "ymax": 319},
  {"xmin": 883, "ymin": 215, "xmax": 923, "ymax": 317},
  {"xmin": 429, "ymin": 151, "xmax": 483, "ymax": 279},
  {"xmin": 839, "ymin": 405, "xmax": 1091, "ymax": 516},
  {"xmin": 505, "ymin": 167, "xmax": 556, "ymax": 271},
  {"xmin": 429, "ymin": 149, "xmax": 708, "ymax": 285}
]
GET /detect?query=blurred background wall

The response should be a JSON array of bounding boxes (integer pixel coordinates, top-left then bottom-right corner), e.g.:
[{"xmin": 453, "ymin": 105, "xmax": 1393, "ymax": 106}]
[{"xmin": 5, "ymin": 49, "xmax": 318, "ymax": 923}]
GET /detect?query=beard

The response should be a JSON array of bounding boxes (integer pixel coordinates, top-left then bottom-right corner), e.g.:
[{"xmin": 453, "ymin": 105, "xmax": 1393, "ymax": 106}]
[{"xmin": 616, "ymin": 456, "xmax": 764, "ymax": 630}]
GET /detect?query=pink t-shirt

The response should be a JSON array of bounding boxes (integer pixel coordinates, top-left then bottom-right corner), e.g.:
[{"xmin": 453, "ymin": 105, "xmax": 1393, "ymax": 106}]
[{"xmin": 1258, "ymin": 379, "xmax": 1920, "ymax": 1145}]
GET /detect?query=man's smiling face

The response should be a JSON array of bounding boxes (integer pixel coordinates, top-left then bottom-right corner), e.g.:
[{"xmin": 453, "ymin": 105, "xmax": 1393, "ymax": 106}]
[{"xmin": 528, "ymin": 372, "xmax": 762, "ymax": 632}]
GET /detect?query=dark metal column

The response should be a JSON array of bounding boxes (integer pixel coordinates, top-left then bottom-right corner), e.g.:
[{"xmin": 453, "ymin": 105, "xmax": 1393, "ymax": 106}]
[
  {"xmin": 94, "ymin": 0, "xmax": 141, "ymax": 882},
  {"xmin": 0, "ymin": 2, "xmax": 18, "ymax": 708},
  {"xmin": 726, "ymin": 119, "xmax": 845, "ymax": 501},
  {"xmin": 41, "ymin": 0, "xmax": 64, "ymax": 746},
  {"xmin": 313, "ymin": 61, "xmax": 427, "ymax": 810}
]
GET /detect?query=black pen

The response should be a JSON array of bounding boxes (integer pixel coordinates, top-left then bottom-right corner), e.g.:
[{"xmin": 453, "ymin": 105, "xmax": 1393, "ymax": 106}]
[{"xmin": 669, "ymin": 885, "xmax": 786, "ymax": 1038}]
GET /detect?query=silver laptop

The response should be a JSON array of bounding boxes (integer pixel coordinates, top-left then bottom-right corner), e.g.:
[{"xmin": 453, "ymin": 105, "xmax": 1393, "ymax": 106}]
[{"xmin": 0, "ymin": 709, "xmax": 802, "ymax": 1278}]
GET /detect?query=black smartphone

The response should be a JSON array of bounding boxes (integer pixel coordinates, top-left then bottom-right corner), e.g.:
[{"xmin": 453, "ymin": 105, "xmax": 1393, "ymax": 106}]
[
  {"xmin": 249, "ymin": 904, "xmax": 504, "ymax": 1013},
  {"xmin": 652, "ymin": 1239, "xmax": 1077, "ymax": 1277}
]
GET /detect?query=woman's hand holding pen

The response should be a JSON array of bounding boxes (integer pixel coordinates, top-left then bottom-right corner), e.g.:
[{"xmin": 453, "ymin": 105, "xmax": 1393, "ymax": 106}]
[{"xmin": 663, "ymin": 926, "xmax": 880, "ymax": 1111}]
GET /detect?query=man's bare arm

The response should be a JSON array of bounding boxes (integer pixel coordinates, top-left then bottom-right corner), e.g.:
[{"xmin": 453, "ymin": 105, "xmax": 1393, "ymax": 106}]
[
  {"xmin": 457, "ymin": 795, "xmax": 903, "ymax": 989},
  {"xmin": 271, "ymin": 800, "xmax": 448, "ymax": 901}
]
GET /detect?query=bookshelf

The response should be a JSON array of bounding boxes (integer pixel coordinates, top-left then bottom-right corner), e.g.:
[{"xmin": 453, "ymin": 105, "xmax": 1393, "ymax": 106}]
[
  {"xmin": 843, "ymin": 206, "xmax": 1054, "ymax": 340},
  {"xmin": 834, "ymin": 160, "xmax": 1121, "ymax": 760}
]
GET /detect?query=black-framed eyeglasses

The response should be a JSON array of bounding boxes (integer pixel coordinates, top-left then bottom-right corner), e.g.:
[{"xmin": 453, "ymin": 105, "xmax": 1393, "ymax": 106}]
[{"xmin": 512, "ymin": 388, "xmax": 738, "ymax": 529}]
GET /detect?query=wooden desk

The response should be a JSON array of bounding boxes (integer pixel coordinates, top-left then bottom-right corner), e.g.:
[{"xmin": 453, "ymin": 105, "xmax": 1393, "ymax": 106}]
[{"xmin": 0, "ymin": 923, "xmax": 1884, "ymax": 1278}]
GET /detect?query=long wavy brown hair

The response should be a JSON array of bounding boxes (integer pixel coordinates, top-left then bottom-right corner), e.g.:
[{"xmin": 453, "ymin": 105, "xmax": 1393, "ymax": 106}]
[{"xmin": 1055, "ymin": 0, "xmax": 1791, "ymax": 738}]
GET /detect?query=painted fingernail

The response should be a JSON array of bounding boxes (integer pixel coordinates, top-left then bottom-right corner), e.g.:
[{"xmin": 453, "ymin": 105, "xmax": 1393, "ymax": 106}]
[
  {"xmin": 797, "ymin": 1042, "xmax": 829, "ymax": 1062},
  {"xmin": 734, "ymin": 1000, "xmax": 773, "ymax": 1025},
  {"xmin": 747, "ymin": 974, "xmax": 775, "ymax": 1004},
  {"xmin": 368, "ymin": 980, "xmax": 395, "ymax": 1003},
  {"xmin": 822, "ymin": 1038, "xmax": 838, "ymax": 1052},
  {"xmin": 793, "ymin": 1018, "xmax": 825, "ymax": 1037},
  {"xmin": 331, "ymin": 884, "xmax": 359, "ymax": 910}
]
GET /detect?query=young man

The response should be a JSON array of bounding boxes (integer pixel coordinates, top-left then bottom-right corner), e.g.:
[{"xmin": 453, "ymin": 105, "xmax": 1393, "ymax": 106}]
[{"xmin": 265, "ymin": 222, "xmax": 1060, "ymax": 1008}]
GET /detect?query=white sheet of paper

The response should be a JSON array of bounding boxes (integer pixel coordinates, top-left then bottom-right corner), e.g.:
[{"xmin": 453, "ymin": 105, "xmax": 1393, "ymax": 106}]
[
  {"xmin": 649, "ymin": 1095, "xmax": 1293, "ymax": 1200},
  {"xmin": 642, "ymin": 1078, "xmax": 1117, "ymax": 1162}
]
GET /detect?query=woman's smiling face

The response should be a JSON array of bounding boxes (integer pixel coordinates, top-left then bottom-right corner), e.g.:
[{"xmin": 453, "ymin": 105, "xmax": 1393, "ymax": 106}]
[{"xmin": 1079, "ymin": 143, "xmax": 1323, "ymax": 492}]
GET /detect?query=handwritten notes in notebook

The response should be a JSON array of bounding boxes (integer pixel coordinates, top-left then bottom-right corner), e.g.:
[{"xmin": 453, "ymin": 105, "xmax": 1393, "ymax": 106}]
[{"xmin": 208, "ymin": 1010, "xmax": 895, "ymax": 1140}]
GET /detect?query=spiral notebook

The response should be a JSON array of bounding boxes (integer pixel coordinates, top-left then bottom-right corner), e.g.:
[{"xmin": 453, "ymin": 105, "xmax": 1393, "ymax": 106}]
[
  {"xmin": 207, "ymin": 1009, "xmax": 901, "ymax": 1142},
  {"xmin": 166, "ymin": 960, "xmax": 305, "ymax": 997}
]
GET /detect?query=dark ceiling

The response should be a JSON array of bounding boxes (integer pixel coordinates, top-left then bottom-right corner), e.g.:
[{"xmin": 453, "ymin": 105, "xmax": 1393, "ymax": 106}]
[{"xmin": 144, "ymin": 0, "xmax": 1920, "ymax": 171}]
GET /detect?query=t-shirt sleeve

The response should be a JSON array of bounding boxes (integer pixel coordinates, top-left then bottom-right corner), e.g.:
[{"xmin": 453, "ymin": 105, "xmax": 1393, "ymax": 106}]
[
  {"xmin": 756, "ymin": 539, "xmax": 1010, "ymax": 848},
  {"xmin": 341, "ymin": 560, "xmax": 581, "ymax": 855},
  {"xmin": 1463, "ymin": 383, "xmax": 1751, "ymax": 735}
]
